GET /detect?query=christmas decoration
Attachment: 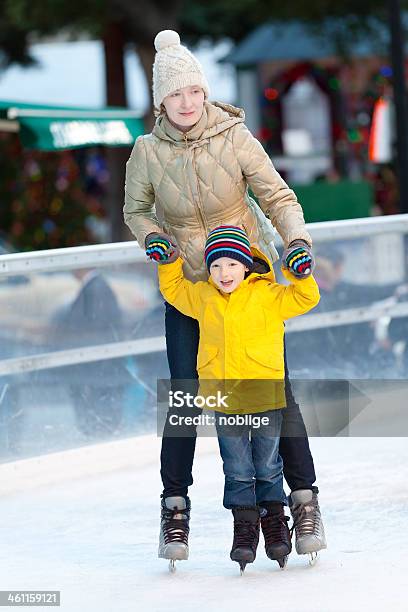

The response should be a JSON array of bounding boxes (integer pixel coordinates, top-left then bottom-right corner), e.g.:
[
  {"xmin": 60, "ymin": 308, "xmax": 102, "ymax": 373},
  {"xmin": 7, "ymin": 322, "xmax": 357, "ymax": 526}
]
[{"xmin": 0, "ymin": 133, "xmax": 106, "ymax": 251}]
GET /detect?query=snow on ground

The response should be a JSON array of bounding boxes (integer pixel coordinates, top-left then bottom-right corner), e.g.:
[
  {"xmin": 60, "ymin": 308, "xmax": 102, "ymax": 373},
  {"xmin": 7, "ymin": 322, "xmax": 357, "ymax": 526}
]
[{"xmin": 0, "ymin": 435, "xmax": 407, "ymax": 612}]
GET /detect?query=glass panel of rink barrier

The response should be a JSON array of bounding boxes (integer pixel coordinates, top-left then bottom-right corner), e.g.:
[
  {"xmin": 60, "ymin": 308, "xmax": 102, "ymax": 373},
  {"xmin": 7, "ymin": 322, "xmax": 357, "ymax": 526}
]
[
  {"xmin": 283, "ymin": 230, "xmax": 408, "ymax": 380},
  {"xmin": 0, "ymin": 350, "xmax": 169, "ymax": 463},
  {"xmin": 1, "ymin": 217, "xmax": 408, "ymax": 462},
  {"xmin": 0, "ymin": 258, "xmax": 169, "ymax": 462},
  {"xmin": 0, "ymin": 258, "xmax": 161, "ymax": 355}
]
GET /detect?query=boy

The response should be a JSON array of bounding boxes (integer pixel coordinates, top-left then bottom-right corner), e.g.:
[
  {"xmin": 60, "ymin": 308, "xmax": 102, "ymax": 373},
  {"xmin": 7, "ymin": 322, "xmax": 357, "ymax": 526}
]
[{"xmin": 149, "ymin": 225, "xmax": 320, "ymax": 572}]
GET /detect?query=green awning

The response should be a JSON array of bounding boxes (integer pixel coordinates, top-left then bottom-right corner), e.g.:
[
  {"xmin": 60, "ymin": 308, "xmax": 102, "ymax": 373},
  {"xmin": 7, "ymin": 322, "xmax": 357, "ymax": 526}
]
[{"xmin": 0, "ymin": 100, "xmax": 145, "ymax": 151}]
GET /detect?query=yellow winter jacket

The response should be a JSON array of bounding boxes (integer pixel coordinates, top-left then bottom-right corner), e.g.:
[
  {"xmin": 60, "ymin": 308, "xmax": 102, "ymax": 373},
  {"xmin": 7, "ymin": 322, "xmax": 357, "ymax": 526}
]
[{"xmin": 158, "ymin": 249, "xmax": 320, "ymax": 413}]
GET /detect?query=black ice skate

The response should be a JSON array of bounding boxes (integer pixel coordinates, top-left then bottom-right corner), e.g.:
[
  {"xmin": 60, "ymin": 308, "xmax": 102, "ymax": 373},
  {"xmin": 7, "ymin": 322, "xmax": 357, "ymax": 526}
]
[
  {"xmin": 158, "ymin": 496, "xmax": 190, "ymax": 572},
  {"xmin": 260, "ymin": 501, "xmax": 292, "ymax": 569},
  {"xmin": 230, "ymin": 507, "xmax": 260, "ymax": 575}
]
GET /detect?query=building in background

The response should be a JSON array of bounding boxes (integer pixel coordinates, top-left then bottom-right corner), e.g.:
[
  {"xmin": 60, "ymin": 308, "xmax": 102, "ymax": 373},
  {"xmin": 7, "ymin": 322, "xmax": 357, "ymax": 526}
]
[
  {"xmin": 221, "ymin": 19, "xmax": 401, "ymax": 220},
  {"xmin": 221, "ymin": 20, "xmax": 395, "ymax": 181}
]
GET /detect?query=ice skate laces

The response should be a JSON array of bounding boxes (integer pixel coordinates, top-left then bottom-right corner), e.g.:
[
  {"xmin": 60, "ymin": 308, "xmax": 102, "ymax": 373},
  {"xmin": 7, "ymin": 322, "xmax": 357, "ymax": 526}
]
[
  {"xmin": 162, "ymin": 505, "xmax": 190, "ymax": 545},
  {"xmin": 262, "ymin": 512, "xmax": 290, "ymax": 544},
  {"xmin": 291, "ymin": 496, "xmax": 321, "ymax": 538},
  {"xmin": 233, "ymin": 520, "xmax": 259, "ymax": 550}
]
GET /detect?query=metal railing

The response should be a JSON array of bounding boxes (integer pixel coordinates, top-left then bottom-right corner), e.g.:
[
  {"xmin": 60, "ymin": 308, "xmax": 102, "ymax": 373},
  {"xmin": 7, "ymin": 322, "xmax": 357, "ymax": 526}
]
[{"xmin": 1, "ymin": 214, "xmax": 408, "ymax": 277}]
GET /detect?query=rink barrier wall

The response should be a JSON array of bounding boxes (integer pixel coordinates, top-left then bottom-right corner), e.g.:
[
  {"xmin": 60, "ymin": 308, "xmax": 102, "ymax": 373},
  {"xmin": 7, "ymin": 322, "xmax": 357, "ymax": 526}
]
[
  {"xmin": 2, "ymin": 301, "xmax": 408, "ymax": 375},
  {"xmin": 0, "ymin": 214, "xmax": 407, "ymax": 376},
  {"xmin": 0, "ymin": 434, "xmax": 219, "ymax": 496},
  {"xmin": 0, "ymin": 337, "xmax": 166, "ymax": 376}
]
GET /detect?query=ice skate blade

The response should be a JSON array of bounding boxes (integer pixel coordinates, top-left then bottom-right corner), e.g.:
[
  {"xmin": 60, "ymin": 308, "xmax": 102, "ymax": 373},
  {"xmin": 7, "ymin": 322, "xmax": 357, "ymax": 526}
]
[
  {"xmin": 169, "ymin": 559, "xmax": 176, "ymax": 573},
  {"xmin": 277, "ymin": 555, "xmax": 288, "ymax": 569},
  {"xmin": 239, "ymin": 561, "xmax": 247, "ymax": 575},
  {"xmin": 308, "ymin": 552, "xmax": 318, "ymax": 566}
]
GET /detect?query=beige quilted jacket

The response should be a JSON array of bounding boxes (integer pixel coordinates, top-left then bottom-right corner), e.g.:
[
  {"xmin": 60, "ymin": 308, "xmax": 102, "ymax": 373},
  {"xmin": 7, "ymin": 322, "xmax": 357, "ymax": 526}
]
[{"xmin": 124, "ymin": 101, "xmax": 312, "ymax": 282}]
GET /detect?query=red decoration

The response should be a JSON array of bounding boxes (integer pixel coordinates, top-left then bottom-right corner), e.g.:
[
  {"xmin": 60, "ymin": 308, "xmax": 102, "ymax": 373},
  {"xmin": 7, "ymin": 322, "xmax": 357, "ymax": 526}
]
[{"xmin": 264, "ymin": 88, "xmax": 279, "ymax": 101}]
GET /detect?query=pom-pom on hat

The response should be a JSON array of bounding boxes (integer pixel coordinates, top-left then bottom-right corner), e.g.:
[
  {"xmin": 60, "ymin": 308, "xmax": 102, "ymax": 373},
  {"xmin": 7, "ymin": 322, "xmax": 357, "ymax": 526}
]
[
  {"xmin": 205, "ymin": 226, "xmax": 253, "ymax": 272},
  {"xmin": 152, "ymin": 29, "xmax": 210, "ymax": 109}
]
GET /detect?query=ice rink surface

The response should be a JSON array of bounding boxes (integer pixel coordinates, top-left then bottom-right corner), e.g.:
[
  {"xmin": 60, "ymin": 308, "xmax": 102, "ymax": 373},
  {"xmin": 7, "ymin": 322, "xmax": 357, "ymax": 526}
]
[{"xmin": 0, "ymin": 435, "xmax": 407, "ymax": 612}]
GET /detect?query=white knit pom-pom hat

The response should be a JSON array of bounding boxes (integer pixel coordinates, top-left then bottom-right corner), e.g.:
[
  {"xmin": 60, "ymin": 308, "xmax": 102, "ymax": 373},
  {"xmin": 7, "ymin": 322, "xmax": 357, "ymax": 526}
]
[{"xmin": 152, "ymin": 29, "xmax": 210, "ymax": 109}]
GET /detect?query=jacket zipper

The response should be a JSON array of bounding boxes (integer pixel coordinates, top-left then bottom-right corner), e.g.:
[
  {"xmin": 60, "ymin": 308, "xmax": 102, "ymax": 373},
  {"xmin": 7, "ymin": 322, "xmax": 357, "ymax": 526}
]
[{"xmin": 183, "ymin": 134, "xmax": 207, "ymax": 233}]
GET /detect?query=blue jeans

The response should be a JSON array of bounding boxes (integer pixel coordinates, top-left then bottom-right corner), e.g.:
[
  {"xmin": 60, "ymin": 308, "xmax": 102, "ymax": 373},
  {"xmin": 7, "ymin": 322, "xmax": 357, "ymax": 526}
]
[{"xmin": 215, "ymin": 410, "xmax": 286, "ymax": 509}]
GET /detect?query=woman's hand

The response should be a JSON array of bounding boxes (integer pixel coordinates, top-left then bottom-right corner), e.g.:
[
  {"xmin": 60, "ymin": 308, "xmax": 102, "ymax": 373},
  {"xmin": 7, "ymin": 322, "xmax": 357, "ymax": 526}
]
[
  {"xmin": 282, "ymin": 239, "xmax": 315, "ymax": 278},
  {"xmin": 145, "ymin": 232, "xmax": 180, "ymax": 264}
]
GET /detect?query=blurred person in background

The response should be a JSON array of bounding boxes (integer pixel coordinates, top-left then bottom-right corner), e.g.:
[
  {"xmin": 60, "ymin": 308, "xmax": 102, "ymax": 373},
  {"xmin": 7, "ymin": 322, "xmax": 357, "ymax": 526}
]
[
  {"xmin": 384, "ymin": 283, "xmax": 408, "ymax": 377},
  {"xmin": 124, "ymin": 30, "xmax": 326, "ymax": 566},
  {"xmin": 373, "ymin": 164, "xmax": 399, "ymax": 216},
  {"xmin": 53, "ymin": 268, "xmax": 130, "ymax": 437},
  {"xmin": 0, "ymin": 382, "xmax": 23, "ymax": 456},
  {"xmin": 287, "ymin": 246, "xmax": 398, "ymax": 377}
]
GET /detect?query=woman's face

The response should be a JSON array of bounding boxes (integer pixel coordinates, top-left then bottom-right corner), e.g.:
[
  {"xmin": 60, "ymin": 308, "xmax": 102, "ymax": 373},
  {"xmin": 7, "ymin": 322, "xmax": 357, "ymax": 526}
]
[{"xmin": 162, "ymin": 85, "xmax": 205, "ymax": 130}]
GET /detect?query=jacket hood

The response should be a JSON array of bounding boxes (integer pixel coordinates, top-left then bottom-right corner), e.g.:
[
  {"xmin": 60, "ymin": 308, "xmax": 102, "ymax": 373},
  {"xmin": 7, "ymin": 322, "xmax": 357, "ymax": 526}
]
[
  {"xmin": 152, "ymin": 100, "xmax": 245, "ymax": 144},
  {"xmin": 247, "ymin": 246, "xmax": 276, "ymax": 283}
]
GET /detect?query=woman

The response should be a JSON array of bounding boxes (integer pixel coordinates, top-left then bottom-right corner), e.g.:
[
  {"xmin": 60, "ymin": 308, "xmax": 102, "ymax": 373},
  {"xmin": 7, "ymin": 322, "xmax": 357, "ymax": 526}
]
[{"xmin": 124, "ymin": 30, "xmax": 326, "ymax": 565}]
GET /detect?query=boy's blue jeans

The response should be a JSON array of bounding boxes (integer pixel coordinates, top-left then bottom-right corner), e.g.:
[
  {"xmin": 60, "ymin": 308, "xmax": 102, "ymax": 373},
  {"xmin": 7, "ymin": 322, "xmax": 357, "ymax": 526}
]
[{"xmin": 215, "ymin": 410, "xmax": 286, "ymax": 509}]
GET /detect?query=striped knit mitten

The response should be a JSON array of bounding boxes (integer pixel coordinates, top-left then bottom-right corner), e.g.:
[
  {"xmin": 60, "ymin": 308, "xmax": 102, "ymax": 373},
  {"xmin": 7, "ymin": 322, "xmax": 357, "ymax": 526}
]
[
  {"xmin": 283, "ymin": 240, "xmax": 315, "ymax": 278},
  {"xmin": 145, "ymin": 233, "xmax": 179, "ymax": 264}
]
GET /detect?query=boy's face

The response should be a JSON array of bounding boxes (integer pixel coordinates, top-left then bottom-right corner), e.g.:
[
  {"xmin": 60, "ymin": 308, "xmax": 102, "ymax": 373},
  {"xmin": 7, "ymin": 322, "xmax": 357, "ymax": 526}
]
[{"xmin": 209, "ymin": 257, "xmax": 249, "ymax": 293}]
